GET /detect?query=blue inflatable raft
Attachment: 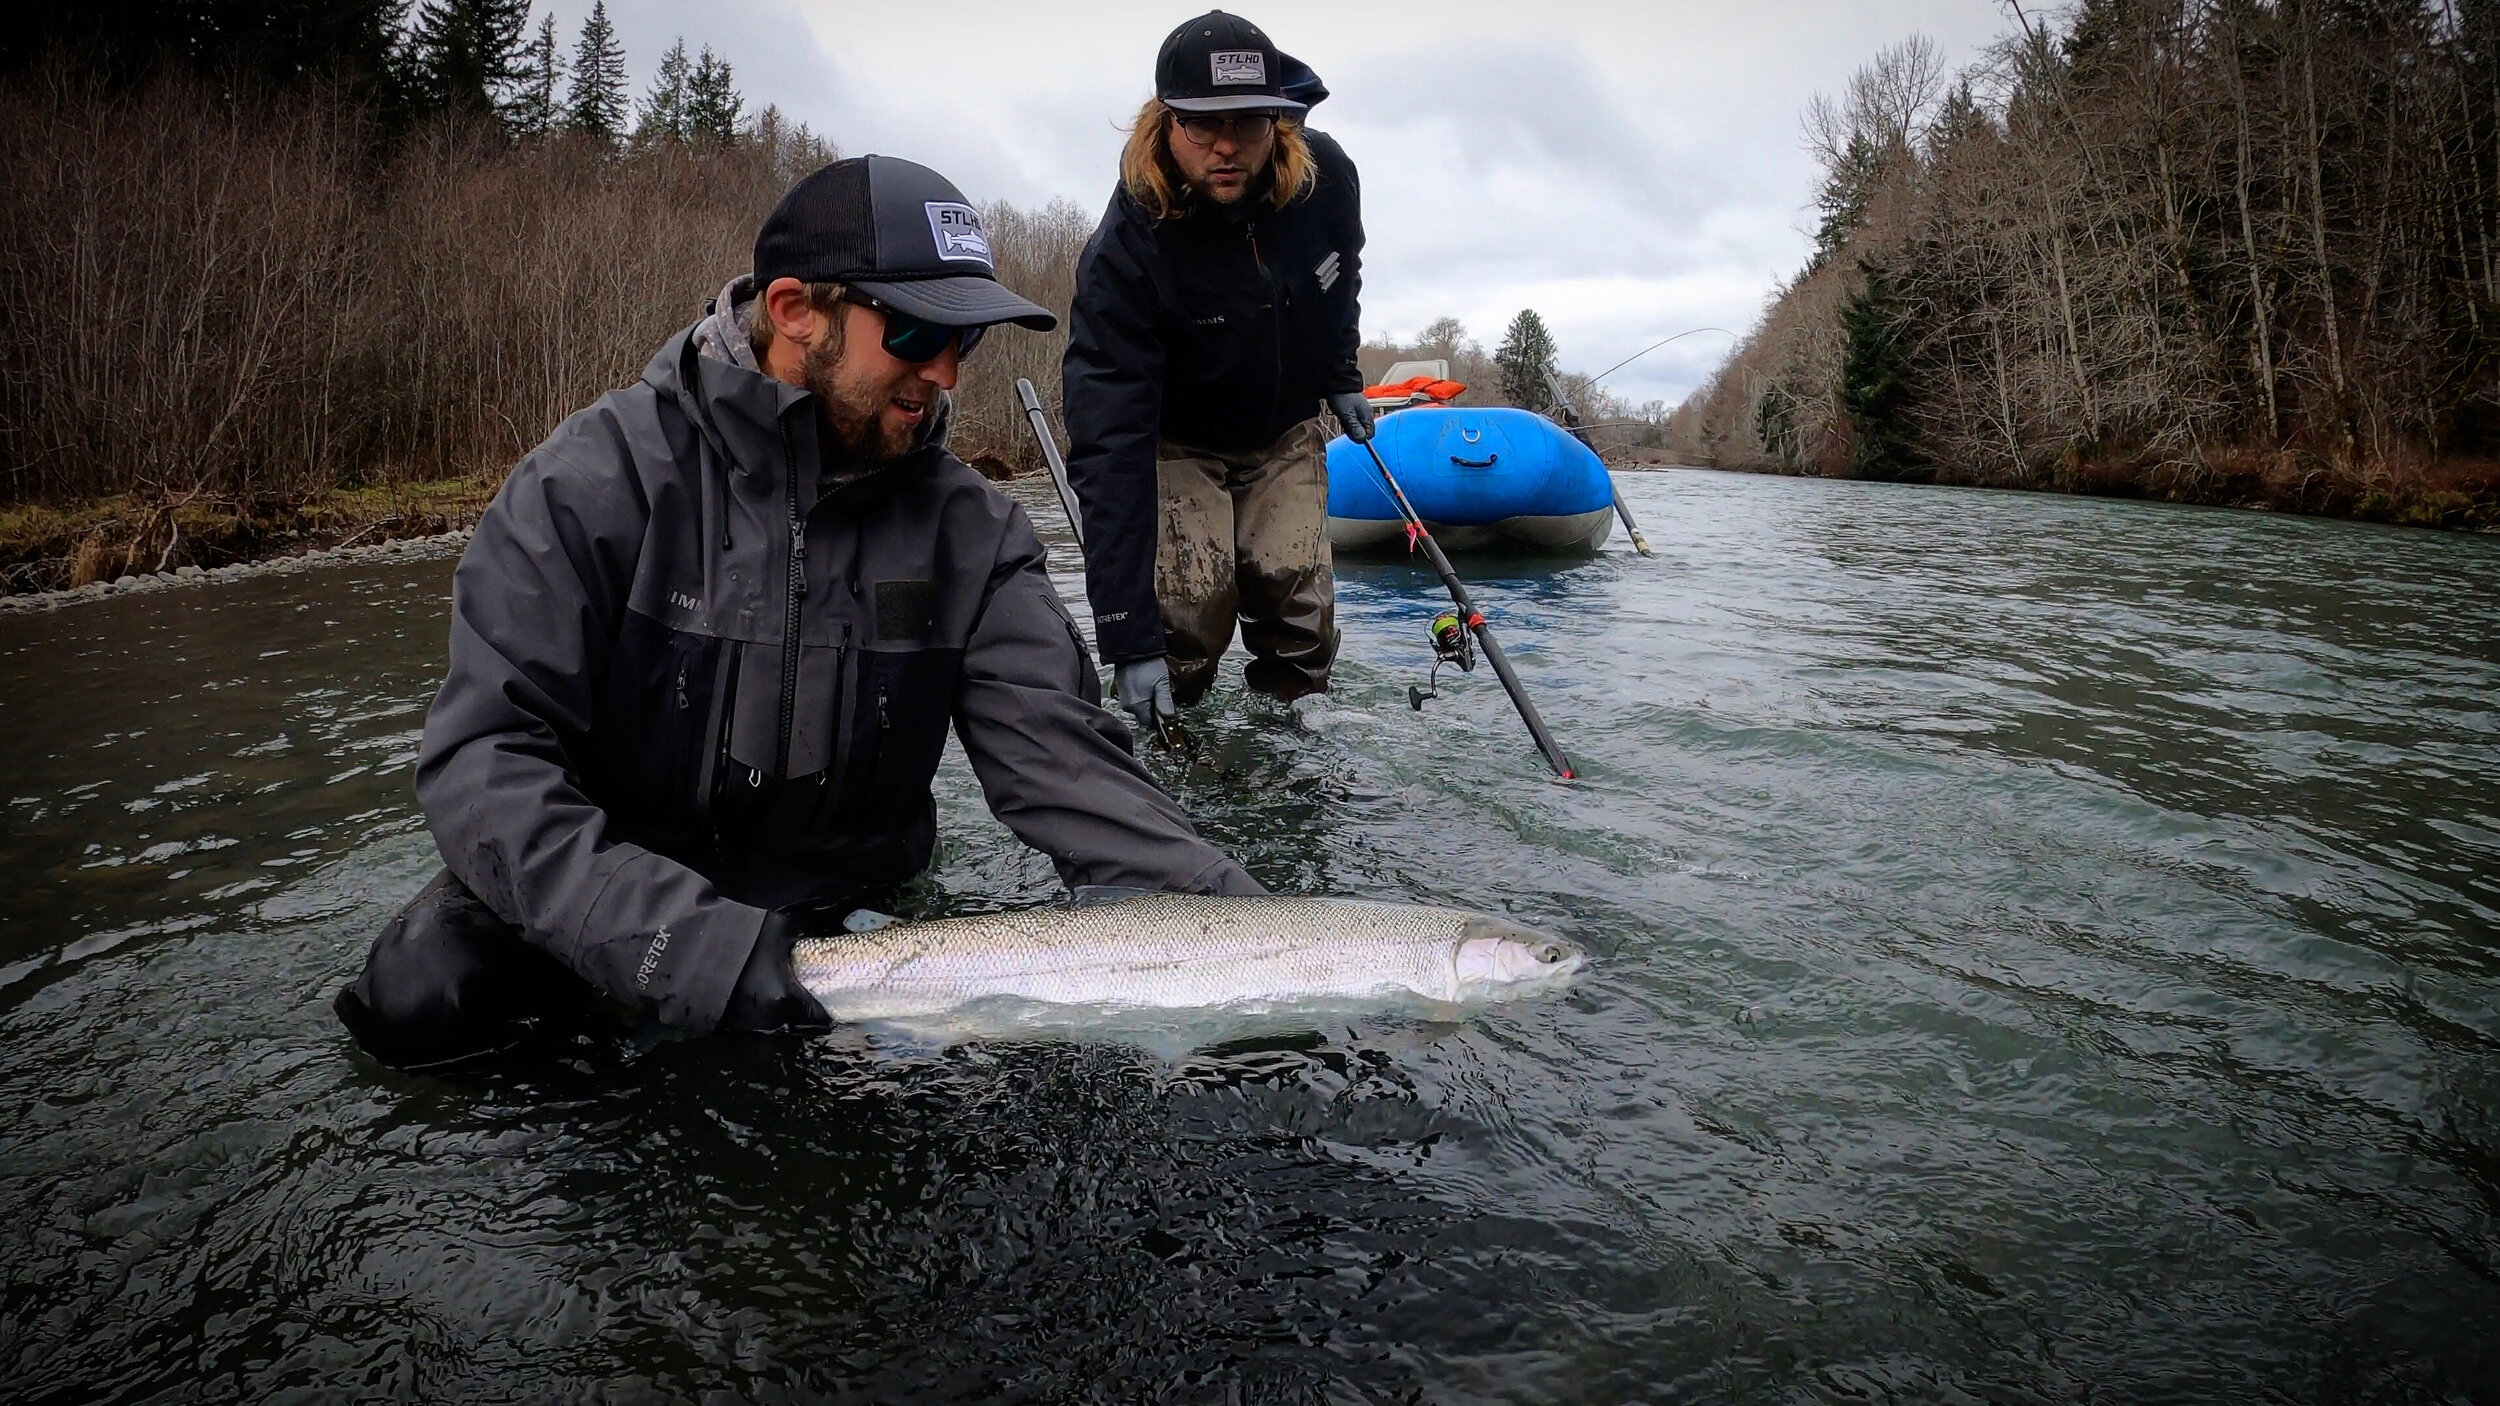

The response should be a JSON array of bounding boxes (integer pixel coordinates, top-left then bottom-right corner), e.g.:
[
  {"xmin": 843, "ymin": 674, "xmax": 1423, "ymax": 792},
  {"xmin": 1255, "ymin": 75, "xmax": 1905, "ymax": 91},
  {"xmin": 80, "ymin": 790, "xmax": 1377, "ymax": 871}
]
[{"xmin": 1327, "ymin": 406, "xmax": 1616, "ymax": 552}]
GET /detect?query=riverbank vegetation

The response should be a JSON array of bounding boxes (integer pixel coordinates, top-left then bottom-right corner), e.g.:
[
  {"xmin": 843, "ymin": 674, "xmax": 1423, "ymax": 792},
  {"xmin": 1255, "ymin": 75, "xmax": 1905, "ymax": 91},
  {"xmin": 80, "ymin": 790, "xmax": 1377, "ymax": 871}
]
[
  {"xmin": 1669, "ymin": 1, "xmax": 2500, "ymax": 531},
  {"xmin": 0, "ymin": 1, "xmax": 1113, "ymax": 591},
  {"xmin": 0, "ymin": 1, "xmax": 1673, "ymax": 593}
]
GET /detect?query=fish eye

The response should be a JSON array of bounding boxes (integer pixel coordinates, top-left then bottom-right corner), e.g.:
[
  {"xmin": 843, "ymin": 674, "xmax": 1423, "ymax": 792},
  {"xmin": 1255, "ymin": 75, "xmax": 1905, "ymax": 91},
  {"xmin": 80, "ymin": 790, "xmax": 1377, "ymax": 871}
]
[{"xmin": 1535, "ymin": 943, "xmax": 1563, "ymax": 964}]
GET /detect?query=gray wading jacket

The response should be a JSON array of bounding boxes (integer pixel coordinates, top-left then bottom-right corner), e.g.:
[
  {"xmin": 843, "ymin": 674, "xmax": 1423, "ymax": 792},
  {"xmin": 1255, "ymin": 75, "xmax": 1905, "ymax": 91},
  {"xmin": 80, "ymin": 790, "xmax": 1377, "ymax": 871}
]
[{"xmin": 416, "ymin": 299, "xmax": 1261, "ymax": 1032}]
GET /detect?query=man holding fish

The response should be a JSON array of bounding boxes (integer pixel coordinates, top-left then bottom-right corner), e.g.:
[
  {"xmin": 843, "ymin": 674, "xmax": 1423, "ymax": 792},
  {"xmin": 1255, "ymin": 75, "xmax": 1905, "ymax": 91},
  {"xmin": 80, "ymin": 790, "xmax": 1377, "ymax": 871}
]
[{"xmin": 335, "ymin": 155, "xmax": 1263, "ymax": 1068}]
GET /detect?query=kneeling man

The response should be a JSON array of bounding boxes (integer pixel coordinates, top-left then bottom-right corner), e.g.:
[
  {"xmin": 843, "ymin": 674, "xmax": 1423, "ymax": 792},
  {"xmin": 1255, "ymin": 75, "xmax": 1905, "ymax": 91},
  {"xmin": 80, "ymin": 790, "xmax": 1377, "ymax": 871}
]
[{"xmin": 337, "ymin": 156, "xmax": 1260, "ymax": 1068}]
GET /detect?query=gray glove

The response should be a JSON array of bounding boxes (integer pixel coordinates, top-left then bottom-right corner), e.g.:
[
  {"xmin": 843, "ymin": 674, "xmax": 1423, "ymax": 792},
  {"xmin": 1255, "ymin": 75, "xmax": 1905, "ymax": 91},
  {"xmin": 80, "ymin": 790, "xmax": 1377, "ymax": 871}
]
[
  {"xmin": 1326, "ymin": 391, "xmax": 1376, "ymax": 443},
  {"xmin": 1113, "ymin": 656, "xmax": 1178, "ymax": 733}
]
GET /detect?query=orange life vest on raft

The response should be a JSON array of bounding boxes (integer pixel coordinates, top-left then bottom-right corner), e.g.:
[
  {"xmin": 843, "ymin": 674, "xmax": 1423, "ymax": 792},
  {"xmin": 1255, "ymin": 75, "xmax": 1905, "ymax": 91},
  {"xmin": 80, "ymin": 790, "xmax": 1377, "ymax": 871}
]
[{"xmin": 1362, "ymin": 376, "xmax": 1469, "ymax": 410}]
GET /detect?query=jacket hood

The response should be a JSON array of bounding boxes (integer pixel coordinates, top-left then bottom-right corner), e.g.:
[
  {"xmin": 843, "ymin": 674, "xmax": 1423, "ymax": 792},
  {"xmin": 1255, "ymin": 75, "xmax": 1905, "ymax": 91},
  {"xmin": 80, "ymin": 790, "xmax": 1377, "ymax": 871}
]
[{"xmin": 691, "ymin": 273, "xmax": 767, "ymax": 375}]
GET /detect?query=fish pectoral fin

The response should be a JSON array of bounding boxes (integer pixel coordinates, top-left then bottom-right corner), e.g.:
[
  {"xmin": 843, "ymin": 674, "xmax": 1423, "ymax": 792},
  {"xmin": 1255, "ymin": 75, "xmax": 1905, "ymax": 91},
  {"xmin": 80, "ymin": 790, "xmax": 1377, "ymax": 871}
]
[{"xmin": 1066, "ymin": 885, "xmax": 1165, "ymax": 908}]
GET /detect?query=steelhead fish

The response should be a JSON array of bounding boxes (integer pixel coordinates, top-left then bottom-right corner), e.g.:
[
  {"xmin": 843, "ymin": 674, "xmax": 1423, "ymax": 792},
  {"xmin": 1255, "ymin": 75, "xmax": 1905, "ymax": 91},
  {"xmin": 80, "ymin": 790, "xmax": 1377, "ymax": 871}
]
[{"xmin": 791, "ymin": 893, "xmax": 1582, "ymax": 1039}]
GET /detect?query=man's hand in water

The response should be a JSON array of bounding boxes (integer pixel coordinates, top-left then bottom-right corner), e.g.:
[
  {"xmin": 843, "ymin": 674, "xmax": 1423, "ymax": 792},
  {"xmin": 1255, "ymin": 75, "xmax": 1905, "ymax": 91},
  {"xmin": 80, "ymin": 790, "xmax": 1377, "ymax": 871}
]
[
  {"xmin": 718, "ymin": 907, "xmax": 835, "ymax": 1033},
  {"xmin": 1114, "ymin": 656, "xmax": 1179, "ymax": 734}
]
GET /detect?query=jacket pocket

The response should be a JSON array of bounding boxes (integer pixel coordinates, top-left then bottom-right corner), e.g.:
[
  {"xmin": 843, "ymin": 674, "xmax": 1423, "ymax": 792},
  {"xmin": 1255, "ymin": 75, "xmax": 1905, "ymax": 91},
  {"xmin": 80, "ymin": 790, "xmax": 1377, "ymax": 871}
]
[
  {"xmin": 595, "ymin": 612, "xmax": 724, "ymax": 841},
  {"xmin": 844, "ymin": 646, "xmax": 960, "ymax": 826}
]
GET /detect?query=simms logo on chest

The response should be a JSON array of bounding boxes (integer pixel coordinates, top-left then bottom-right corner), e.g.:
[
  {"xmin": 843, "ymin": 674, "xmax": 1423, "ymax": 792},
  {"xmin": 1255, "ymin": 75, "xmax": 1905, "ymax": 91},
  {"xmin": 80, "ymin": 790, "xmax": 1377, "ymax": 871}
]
[
  {"xmin": 1210, "ymin": 51, "xmax": 1266, "ymax": 85},
  {"xmin": 924, "ymin": 202, "xmax": 993, "ymax": 265},
  {"xmin": 635, "ymin": 927, "xmax": 671, "ymax": 988}
]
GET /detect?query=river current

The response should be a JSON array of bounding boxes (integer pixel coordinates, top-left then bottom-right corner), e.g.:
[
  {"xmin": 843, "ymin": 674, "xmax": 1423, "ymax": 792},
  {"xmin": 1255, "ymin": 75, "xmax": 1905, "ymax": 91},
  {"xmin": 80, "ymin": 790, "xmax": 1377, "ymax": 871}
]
[{"xmin": 1, "ymin": 470, "xmax": 2493, "ymax": 1402}]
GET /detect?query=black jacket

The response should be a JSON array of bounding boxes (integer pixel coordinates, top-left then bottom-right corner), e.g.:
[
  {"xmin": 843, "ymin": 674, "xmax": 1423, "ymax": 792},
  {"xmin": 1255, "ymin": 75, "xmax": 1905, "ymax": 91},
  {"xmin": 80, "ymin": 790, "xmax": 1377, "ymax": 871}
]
[
  {"xmin": 415, "ymin": 307, "xmax": 1260, "ymax": 1033},
  {"xmin": 1060, "ymin": 130, "xmax": 1365, "ymax": 663}
]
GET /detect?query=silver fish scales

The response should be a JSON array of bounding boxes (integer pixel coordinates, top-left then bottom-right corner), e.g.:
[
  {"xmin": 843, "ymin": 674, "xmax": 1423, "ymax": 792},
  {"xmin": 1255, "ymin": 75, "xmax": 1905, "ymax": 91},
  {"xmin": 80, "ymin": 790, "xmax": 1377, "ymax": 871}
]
[{"xmin": 792, "ymin": 892, "xmax": 1582, "ymax": 1026}]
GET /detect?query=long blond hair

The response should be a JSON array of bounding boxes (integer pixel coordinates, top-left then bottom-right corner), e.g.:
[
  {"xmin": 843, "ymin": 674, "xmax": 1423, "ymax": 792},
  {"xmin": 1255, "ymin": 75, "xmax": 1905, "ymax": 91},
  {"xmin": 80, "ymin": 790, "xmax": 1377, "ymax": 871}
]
[{"xmin": 1119, "ymin": 97, "xmax": 1318, "ymax": 221}]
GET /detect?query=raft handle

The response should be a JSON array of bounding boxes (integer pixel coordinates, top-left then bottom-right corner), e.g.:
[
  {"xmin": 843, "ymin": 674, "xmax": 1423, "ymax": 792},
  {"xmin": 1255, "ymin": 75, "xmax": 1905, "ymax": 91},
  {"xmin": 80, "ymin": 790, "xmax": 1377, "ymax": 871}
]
[{"xmin": 1450, "ymin": 452, "xmax": 1499, "ymax": 469}]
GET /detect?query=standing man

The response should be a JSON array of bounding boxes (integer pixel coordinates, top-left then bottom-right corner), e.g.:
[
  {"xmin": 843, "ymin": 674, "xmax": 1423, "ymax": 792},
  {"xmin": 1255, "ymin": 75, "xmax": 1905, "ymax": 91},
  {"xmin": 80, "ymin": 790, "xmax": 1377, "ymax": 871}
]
[
  {"xmin": 336, "ymin": 155, "xmax": 1261, "ymax": 1069},
  {"xmin": 1061, "ymin": 10, "xmax": 1370, "ymax": 735}
]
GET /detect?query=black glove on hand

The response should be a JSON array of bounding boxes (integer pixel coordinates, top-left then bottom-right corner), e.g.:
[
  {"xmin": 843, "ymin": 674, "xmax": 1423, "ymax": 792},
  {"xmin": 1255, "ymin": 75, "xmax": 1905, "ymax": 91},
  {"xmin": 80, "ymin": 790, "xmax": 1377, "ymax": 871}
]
[
  {"xmin": 717, "ymin": 906, "xmax": 835, "ymax": 1033},
  {"xmin": 1326, "ymin": 391, "xmax": 1376, "ymax": 443}
]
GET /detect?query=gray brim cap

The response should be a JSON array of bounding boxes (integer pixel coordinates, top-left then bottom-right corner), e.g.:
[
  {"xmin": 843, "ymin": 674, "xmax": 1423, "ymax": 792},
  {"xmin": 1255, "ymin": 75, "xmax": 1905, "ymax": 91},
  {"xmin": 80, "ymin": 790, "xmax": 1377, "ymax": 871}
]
[
  {"xmin": 852, "ymin": 272, "xmax": 1057, "ymax": 331},
  {"xmin": 754, "ymin": 154, "xmax": 1058, "ymax": 331},
  {"xmin": 1161, "ymin": 92, "xmax": 1305, "ymax": 116}
]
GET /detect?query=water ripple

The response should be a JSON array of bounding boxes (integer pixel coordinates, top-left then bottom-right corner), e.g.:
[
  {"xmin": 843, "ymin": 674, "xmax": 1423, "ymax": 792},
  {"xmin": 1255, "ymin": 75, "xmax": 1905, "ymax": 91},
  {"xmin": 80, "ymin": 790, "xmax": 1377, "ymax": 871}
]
[{"xmin": 1, "ymin": 474, "xmax": 2495, "ymax": 1400}]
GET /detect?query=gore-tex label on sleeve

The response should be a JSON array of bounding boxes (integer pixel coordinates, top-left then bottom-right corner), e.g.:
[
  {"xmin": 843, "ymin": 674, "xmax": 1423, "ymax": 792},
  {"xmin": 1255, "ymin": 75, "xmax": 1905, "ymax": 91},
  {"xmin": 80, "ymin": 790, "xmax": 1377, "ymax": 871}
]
[{"xmin": 1210, "ymin": 51, "xmax": 1266, "ymax": 85}]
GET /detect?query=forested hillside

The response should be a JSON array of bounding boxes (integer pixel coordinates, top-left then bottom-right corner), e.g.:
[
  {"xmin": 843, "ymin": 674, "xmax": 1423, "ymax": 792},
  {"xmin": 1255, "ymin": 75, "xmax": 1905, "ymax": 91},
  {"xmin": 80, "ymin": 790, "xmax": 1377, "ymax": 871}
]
[
  {"xmin": 0, "ymin": 2, "xmax": 1117, "ymax": 587},
  {"xmin": 1670, "ymin": 1, "xmax": 2500, "ymax": 529},
  {"xmin": 0, "ymin": 0, "xmax": 1651, "ymax": 590}
]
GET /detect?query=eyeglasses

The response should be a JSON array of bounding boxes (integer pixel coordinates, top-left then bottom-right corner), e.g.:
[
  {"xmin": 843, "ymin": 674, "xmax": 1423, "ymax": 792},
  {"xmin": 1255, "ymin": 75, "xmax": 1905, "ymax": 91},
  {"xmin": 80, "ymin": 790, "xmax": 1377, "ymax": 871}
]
[
  {"xmin": 1173, "ymin": 113, "xmax": 1277, "ymax": 147},
  {"xmin": 843, "ymin": 291, "xmax": 986, "ymax": 364}
]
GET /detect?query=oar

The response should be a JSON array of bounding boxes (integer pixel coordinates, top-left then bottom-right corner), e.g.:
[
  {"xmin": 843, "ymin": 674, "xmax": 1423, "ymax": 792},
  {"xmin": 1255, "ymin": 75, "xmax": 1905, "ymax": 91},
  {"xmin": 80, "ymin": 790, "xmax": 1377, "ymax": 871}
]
[
  {"xmin": 1012, "ymin": 378, "xmax": 1195, "ymax": 756},
  {"xmin": 1350, "ymin": 433, "xmax": 1576, "ymax": 780},
  {"xmin": 1545, "ymin": 371, "xmax": 1650, "ymax": 556}
]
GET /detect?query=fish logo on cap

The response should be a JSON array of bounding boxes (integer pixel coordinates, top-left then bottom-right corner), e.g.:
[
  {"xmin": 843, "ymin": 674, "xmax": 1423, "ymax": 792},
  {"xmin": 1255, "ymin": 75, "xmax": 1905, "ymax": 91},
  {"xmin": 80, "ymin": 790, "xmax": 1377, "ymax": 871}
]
[
  {"xmin": 1210, "ymin": 50, "xmax": 1266, "ymax": 85},
  {"xmin": 924, "ymin": 201, "xmax": 993, "ymax": 266}
]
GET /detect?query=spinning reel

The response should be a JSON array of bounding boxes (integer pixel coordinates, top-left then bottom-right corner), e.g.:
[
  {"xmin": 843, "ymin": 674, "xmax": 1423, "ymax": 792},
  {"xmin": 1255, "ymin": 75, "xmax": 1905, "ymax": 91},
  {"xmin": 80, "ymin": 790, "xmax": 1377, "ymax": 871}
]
[{"xmin": 1408, "ymin": 608, "xmax": 1479, "ymax": 710}]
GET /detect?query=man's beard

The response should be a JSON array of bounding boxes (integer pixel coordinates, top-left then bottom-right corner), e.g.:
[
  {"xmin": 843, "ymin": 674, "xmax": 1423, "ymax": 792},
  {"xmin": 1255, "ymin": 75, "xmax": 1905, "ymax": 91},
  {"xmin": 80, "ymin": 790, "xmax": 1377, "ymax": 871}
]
[{"xmin": 803, "ymin": 336, "xmax": 919, "ymax": 463}]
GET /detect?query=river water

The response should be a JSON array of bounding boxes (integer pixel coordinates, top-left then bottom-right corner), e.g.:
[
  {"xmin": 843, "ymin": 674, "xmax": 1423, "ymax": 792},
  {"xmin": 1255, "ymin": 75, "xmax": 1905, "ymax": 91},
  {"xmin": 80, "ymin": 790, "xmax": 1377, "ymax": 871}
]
[{"xmin": 1, "ymin": 470, "xmax": 2494, "ymax": 1402}]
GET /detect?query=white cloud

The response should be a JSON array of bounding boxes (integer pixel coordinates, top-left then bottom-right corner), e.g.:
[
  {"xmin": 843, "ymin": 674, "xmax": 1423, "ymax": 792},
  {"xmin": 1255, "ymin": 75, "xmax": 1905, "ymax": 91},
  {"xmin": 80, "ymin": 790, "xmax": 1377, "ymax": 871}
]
[{"xmin": 535, "ymin": 0, "xmax": 2010, "ymax": 407}]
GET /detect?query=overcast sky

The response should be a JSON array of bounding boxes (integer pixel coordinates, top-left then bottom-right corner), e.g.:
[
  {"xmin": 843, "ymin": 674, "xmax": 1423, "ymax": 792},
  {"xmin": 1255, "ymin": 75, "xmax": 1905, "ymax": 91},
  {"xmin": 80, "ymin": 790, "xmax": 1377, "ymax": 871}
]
[{"xmin": 555, "ymin": 1, "xmax": 2014, "ymax": 410}]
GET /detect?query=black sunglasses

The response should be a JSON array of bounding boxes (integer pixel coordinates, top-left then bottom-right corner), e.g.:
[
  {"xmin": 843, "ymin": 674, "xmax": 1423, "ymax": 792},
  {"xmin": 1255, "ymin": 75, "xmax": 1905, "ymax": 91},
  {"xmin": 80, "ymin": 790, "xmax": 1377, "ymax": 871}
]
[{"xmin": 844, "ymin": 292, "xmax": 986, "ymax": 364}]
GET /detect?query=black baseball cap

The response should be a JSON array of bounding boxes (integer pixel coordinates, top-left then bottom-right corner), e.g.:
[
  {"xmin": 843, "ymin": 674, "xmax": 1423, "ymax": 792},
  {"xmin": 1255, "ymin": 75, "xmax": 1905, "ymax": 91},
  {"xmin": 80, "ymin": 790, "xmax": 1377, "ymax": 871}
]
[
  {"xmin": 753, "ymin": 155, "xmax": 1056, "ymax": 331},
  {"xmin": 1155, "ymin": 10, "xmax": 1328, "ymax": 116}
]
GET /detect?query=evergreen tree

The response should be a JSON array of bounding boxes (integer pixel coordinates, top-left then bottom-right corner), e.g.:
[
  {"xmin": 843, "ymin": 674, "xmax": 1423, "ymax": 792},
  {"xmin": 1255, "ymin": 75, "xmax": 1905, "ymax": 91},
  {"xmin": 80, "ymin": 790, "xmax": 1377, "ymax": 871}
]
[
  {"xmin": 3, "ymin": 0, "xmax": 404, "ymax": 99},
  {"xmin": 1809, "ymin": 131, "xmax": 1884, "ymax": 270},
  {"xmin": 1837, "ymin": 264, "xmax": 1920, "ymax": 481},
  {"xmin": 511, "ymin": 14, "xmax": 560, "ymax": 138},
  {"xmin": 685, "ymin": 45, "xmax": 742, "ymax": 146},
  {"xmin": 407, "ymin": 0, "xmax": 530, "ymax": 121},
  {"xmin": 1493, "ymin": 309, "xmax": 1560, "ymax": 408},
  {"xmin": 635, "ymin": 38, "xmax": 691, "ymax": 144},
  {"xmin": 566, "ymin": 2, "xmax": 628, "ymax": 140},
  {"xmin": 1922, "ymin": 80, "xmax": 1988, "ymax": 159}
]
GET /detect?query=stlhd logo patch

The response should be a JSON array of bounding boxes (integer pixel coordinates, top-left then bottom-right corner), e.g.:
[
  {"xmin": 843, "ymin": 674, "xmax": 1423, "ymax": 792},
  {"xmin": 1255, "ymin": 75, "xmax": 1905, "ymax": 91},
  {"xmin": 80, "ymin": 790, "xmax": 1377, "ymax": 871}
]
[
  {"xmin": 924, "ymin": 202, "xmax": 993, "ymax": 266},
  {"xmin": 1210, "ymin": 50, "xmax": 1267, "ymax": 85}
]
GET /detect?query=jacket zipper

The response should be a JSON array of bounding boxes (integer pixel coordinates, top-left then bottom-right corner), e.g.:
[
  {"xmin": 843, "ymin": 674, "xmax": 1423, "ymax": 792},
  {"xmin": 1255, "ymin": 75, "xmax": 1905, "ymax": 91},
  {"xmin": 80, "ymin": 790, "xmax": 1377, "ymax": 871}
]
[
  {"xmin": 775, "ymin": 420, "xmax": 805, "ymax": 785},
  {"xmin": 1250, "ymin": 221, "xmax": 1284, "ymax": 429},
  {"xmin": 823, "ymin": 623, "xmax": 854, "ymax": 804},
  {"xmin": 705, "ymin": 640, "xmax": 744, "ymax": 851}
]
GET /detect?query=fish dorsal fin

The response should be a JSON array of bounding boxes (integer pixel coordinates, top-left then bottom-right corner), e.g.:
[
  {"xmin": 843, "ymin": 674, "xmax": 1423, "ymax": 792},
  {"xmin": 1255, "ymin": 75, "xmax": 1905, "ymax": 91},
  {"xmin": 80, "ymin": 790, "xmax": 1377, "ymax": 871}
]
[
  {"xmin": 1067, "ymin": 885, "xmax": 1164, "ymax": 908},
  {"xmin": 843, "ymin": 909, "xmax": 899, "ymax": 933}
]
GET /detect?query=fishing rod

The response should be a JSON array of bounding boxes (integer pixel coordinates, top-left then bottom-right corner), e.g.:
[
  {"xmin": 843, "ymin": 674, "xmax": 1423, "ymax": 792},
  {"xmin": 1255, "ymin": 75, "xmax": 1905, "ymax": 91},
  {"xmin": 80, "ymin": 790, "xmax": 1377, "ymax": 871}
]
[
  {"xmin": 1015, "ymin": 378, "xmax": 1088, "ymax": 554},
  {"xmin": 1347, "ymin": 431, "xmax": 1576, "ymax": 780},
  {"xmin": 1541, "ymin": 328, "xmax": 1732, "ymax": 558},
  {"xmin": 1588, "ymin": 326, "xmax": 1736, "ymax": 385},
  {"xmin": 1544, "ymin": 371, "xmax": 1652, "ymax": 557},
  {"xmin": 1013, "ymin": 378, "xmax": 1195, "ymax": 756}
]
